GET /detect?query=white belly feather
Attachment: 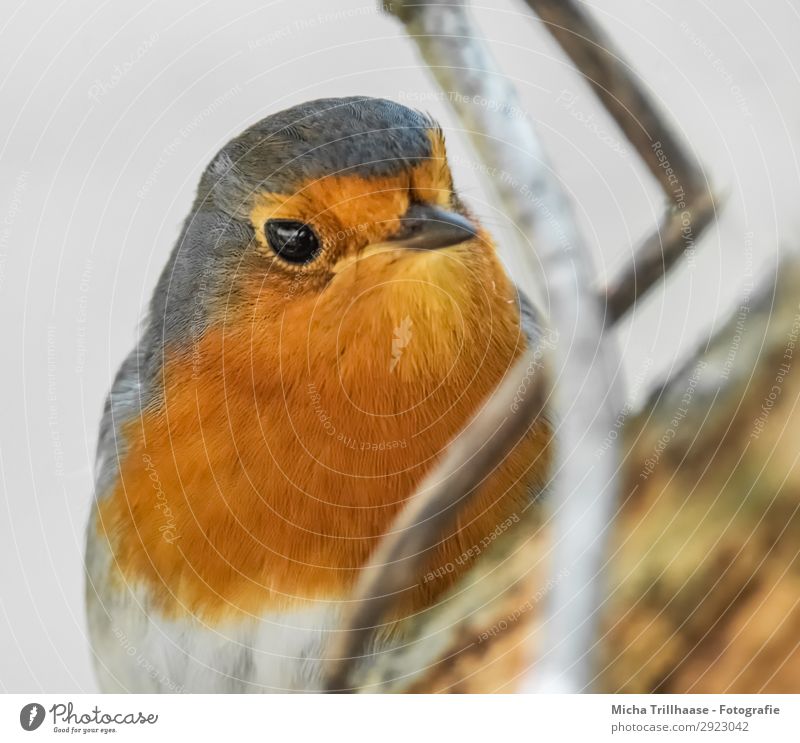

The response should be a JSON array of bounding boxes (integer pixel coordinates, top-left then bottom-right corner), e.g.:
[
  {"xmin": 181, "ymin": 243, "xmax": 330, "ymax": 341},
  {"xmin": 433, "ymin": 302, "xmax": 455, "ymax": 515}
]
[{"xmin": 86, "ymin": 528, "xmax": 342, "ymax": 693}]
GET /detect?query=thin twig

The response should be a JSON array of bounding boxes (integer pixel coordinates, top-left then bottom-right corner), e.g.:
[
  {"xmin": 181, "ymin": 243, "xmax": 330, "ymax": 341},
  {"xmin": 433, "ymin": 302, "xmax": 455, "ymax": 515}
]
[
  {"xmin": 523, "ymin": 0, "xmax": 720, "ymax": 323},
  {"xmin": 324, "ymin": 349, "xmax": 549, "ymax": 692},
  {"xmin": 524, "ymin": 0, "xmax": 706, "ymax": 197},
  {"xmin": 606, "ymin": 190, "xmax": 717, "ymax": 323}
]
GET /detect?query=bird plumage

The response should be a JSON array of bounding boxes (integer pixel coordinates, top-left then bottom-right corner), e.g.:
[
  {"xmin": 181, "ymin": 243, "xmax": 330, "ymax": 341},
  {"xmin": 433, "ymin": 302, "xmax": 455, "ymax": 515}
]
[{"xmin": 85, "ymin": 97, "xmax": 551, "ymax": 692}]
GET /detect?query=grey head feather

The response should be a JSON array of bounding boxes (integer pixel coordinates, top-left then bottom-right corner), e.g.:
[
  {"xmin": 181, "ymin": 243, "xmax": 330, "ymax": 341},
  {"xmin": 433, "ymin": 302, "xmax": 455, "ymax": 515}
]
[{"xmin": 198, "ymin": 96, "xmax": 436, "ymax": 220}]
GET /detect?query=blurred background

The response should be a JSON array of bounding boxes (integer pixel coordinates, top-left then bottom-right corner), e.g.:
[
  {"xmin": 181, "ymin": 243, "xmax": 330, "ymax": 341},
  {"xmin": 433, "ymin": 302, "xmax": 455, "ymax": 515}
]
[{"xmin": 0, "ymin": 0, "xmax": 798, "ymax": 691}]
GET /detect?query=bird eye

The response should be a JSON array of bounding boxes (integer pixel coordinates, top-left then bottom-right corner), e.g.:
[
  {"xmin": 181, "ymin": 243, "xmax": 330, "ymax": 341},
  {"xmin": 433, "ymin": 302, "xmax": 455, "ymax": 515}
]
[{"xmin": 264, "ymin": 219, "xmax": 321, "ymax": 264}]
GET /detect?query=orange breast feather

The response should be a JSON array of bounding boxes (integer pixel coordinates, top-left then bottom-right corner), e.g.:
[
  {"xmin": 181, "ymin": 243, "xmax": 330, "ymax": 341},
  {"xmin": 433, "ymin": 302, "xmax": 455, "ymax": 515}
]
[{"xmin": 98, "ymin": 245, "xmax": 551, "ymax": 621}]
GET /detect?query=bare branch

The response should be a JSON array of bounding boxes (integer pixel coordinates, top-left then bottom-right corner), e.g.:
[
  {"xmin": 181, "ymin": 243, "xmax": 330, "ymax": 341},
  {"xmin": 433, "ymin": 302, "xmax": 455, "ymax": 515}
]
[
  {"xmin": 524, "ymin": 0, "xmax": 705, "ymax": 199},
  {"xmin": 524, "ymin": 0, "xmax": 720, "ymax": 323},
  {"xmin": 324, "ymin": 349, "xmax": 549, "ymax": 692},
  {"xmin": 606, "ymin": 189, "xmax": 718, "ymax": 324}
]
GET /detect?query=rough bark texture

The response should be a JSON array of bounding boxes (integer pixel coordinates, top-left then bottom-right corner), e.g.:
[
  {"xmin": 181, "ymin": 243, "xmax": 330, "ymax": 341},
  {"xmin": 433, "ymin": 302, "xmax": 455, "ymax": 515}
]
[
  {"xmin": 347, "ymin": 255, "xmax": 800, "ymax": 693},
  {"xmin": 600, "ymin": 255, "xmax": 800, "ymax": 693}
]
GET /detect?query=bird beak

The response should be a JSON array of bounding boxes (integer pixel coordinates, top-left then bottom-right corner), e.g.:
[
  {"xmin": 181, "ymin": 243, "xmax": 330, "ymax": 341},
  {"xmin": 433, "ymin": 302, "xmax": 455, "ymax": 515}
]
[{"xmin": 388, "ymin": 203, "xmax": 479, "ymax": 250}]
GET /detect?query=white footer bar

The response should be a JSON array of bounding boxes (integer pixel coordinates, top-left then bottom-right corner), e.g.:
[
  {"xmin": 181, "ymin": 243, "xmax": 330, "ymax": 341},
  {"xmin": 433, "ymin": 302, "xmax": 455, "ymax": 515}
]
[{"xmin": 0, "ymin": 693, "xmax": 795, "ymax": 742}]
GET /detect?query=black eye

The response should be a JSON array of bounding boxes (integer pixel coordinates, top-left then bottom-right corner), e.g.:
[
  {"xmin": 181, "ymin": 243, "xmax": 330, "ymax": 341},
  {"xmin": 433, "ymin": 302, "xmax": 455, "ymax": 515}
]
[{"xmin": 265, "ymin": 219, "xmax": 321, "ymax": 264}]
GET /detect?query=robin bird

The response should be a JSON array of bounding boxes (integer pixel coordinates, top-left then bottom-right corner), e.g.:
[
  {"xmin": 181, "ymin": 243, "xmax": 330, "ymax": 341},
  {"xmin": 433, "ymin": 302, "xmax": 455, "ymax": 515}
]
[{"xmin": 85, "ymin": 96, "xmax": 551, "ymax": 692}]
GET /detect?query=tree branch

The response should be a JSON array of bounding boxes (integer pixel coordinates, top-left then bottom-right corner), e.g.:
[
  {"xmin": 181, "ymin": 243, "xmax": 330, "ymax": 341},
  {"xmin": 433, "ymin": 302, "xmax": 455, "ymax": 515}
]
[
  {"xmin": 523, "ymin": 0, "xmax": 720, "ymax": 323},
  {"xmin": 524, "ymin": 0, "xmax": 705, "ymax": 197},
  {"xmin": 606, "ymin": 190, "xmax": 717, "ymax": 323}
]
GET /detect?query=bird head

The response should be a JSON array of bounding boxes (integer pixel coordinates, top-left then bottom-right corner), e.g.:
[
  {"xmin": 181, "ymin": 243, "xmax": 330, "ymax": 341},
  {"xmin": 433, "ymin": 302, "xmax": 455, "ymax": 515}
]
[{"xmin": 151, "ymin": 97, "xmax": 522, "ymax": 402}]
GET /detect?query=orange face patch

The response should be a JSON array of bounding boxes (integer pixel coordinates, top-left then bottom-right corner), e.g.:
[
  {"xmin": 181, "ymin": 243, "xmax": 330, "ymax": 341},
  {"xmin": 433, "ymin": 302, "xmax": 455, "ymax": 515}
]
[{"xmin": 248, "ymin": 129, "xmax": 454, "ymax": 271}]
